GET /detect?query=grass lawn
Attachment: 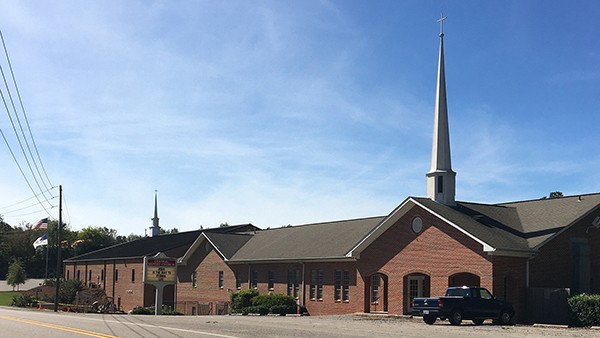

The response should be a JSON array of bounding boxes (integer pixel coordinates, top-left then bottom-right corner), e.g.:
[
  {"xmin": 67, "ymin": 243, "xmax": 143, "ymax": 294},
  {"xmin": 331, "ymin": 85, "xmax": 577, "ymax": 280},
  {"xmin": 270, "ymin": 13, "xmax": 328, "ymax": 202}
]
[{"xmin": 0, "ymin": 291, "xmax": 20, "ymax": 306}]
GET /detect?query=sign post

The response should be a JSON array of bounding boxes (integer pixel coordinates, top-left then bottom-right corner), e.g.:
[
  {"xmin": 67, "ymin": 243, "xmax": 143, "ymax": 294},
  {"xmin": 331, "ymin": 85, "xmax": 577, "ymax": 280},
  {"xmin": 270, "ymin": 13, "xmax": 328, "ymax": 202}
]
[{"xmin": 143, "ymin": 252, "xmax": 177, "ymax": 315}]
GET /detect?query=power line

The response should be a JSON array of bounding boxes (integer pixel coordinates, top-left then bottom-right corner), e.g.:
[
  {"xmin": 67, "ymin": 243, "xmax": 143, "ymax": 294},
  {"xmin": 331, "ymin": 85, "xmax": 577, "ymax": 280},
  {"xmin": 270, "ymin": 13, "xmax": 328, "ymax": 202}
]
[
  {"xmin": 0, "ymin": 29, "xmax": 54, "ymax": 193},
  {"xmin": 0, "ymin": 186, "xmax": 56, "ymax": 210},
  {"xmin": 0, "ymin": 34, "xmax": 53, "ymax": 206},
  {"xmin": 0, "ymin": 28, "xmax": 55, "ymax": 217}
]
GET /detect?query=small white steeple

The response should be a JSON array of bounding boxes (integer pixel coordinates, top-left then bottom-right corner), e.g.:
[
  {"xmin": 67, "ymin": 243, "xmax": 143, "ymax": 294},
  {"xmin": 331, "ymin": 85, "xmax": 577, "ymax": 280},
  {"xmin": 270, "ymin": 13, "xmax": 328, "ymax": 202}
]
[
  {"xmin": 426, "ymin": 14, "xmax": 456, "ymax": 205},
  {"xmin": 149, "ymin": 190, "xmax": 161, "ymax": 236}
]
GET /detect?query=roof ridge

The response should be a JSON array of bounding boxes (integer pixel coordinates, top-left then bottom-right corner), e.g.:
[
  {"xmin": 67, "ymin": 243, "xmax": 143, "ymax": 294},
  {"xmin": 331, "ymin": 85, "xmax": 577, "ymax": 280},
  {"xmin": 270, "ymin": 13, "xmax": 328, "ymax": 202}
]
[
  {"xmin": 498, "ymin": 192, "xmax": 600, "ymax": 206},
  {"xmin": 264, "ymin": 215, "xmax": 386, "ymax": 231}
]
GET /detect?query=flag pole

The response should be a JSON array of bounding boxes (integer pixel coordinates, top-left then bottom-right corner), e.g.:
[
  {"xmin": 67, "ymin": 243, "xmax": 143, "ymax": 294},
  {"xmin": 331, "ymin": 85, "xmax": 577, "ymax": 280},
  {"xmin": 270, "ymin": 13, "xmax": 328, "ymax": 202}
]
[{"xmin": 53, "ymin": 185, "xmax": 62, "ymax": 312}]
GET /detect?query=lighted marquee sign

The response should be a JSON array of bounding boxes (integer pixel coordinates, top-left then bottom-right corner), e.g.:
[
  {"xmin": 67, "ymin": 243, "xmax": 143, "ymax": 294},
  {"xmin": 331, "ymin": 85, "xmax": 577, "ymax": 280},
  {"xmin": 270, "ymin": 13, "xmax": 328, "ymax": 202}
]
[{"xmin": 143, "ymin": 253, "xmax": 177, "ymax": 284}]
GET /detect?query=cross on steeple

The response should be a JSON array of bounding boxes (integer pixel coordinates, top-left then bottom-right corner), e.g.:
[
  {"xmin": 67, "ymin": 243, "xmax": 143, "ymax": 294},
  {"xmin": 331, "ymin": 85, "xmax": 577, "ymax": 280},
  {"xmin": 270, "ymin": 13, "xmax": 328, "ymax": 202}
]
[{"xmin": 437, "ymin": 13, "xmax": 447, "ymax": 36}]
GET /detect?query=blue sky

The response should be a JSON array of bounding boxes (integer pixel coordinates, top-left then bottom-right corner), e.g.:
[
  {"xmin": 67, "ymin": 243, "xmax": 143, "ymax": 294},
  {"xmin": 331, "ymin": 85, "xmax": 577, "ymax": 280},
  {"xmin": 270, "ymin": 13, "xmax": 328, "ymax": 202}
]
[{"xmin": 0, "ymin": 1, "xmax": 599, "ymax": 236}]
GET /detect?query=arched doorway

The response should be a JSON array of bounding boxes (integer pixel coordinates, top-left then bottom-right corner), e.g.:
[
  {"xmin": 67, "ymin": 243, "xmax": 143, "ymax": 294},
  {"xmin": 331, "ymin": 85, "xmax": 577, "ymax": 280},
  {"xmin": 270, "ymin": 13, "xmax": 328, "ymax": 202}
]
[
  {"xmin": 369, "ymin": 273, "xmax": 388, "ymax": 313},
  {"xmin": 404, "ymin": 273, "xmax": 430, "ymax": 314},
  {"xmin": 448, "ymin": 272, "xmax": 480, "ymax": 287}
]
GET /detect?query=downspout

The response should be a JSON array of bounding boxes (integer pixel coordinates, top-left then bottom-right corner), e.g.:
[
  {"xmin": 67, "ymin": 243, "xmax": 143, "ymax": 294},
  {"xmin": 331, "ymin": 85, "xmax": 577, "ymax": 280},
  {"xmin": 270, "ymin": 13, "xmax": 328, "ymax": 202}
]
[
  {"xmin": 112, "ymin": 260, "xmax": 116, "ymax": 302},
  {"xmin": 248, "ymin": 264, "xmax": 251, "ymax": 288},
  {"xmin": 301, "ymin": 262, "xmax": 305, "ymax": 307}
]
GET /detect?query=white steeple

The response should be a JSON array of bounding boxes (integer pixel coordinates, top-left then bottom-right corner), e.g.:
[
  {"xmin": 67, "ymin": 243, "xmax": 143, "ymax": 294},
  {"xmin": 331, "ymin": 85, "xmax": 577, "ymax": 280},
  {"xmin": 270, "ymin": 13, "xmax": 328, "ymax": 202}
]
[
  {"xmin": 426, "ymin": 14, "xmax": 456, "ymax": 205},
  {"xmin": 149, "ymin": 190, "xmax": 161, "ymax": 236}
]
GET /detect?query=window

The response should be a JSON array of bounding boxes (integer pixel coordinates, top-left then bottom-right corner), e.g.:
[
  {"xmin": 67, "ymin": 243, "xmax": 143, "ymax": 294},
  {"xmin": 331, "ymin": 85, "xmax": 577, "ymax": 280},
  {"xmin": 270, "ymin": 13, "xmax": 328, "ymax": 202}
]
[
  {"xmin": 437, "ymin": 176, "xmax": 444, "ymax": 193},
  {"xmin": 88, "ymin": 269, "xmax": 92, "ymax": 281},
  {"xmin": 115, "ymin": 269, "xmax": 119, "ymax": 282},
  {"xmin": 219, "ymin": 271, "xmax": 224, "ymax": 289},
  {"xmin": 335, "ymin": 270, "xmax": 350, "ymax": 301},
  {"xmin": 131, "ymin": 269, "xmax": 135, "ymax": 283},
  {"xmin": 192, "ymin": 271, "xmax": 198, "ymax": 288},
  {"xmin": 310, "ymin": 270, "xmax": 317, "ymax": 299},
  {"xmin": 343, "ymin": 270, "xmax": 349, "ymax": 301},
  {"xmin": 372, "ymin": 275, "xmax": 380, "ymax": 303},
  {"xmin": 251, "ymin": 271, "xmax": 258, "ymax": 288},
  {"xmin": 334, "ymin": 270, "xmax": 341, "ymax": 301},
  {"xmin": 268, "ymin": 271, "xmax": 275, "ymax": 290},
  {"xmin": 480, "ymin": 288, "xmax": 493, "ymax": 300},
  {"xmin": 76, "ymin": 270, "xmax": 80, "ymax": 280},
  {"xmin": 310, "ymin": 270, "xmax": 324, "ymax": 300},
  {"xmin": 287, "ymin": 270, "xmax": 299, "ymax": 298},
  {"xmin": 235, "ymin": 271, "xmax": 241, "ymax": 289},
  {"xmin": 67, "ymin": 270, "xmax": 70, "ymax": 280},
  {"xmin": 317, "ymin": 270, "xmax": 324, "ymax": 300}
]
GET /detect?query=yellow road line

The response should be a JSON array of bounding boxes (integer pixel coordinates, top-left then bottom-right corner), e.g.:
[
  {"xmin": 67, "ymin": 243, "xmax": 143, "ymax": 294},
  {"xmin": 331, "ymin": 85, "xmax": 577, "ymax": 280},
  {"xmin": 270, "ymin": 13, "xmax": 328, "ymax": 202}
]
[{"xmin": 0, "ymin": 315, "xmax": 118, "ymax": 338}]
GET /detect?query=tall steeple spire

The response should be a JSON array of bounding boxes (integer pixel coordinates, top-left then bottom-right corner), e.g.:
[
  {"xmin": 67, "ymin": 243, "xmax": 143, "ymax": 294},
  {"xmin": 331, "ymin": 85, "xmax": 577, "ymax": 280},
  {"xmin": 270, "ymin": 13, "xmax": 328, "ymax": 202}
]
[
  {"xmin": 149, "ymin": 190, "xmax": 161, "ymax": 236},
  {"xmin": 426, "ymin": 14, "xmax": 456, "ymax": 205}
]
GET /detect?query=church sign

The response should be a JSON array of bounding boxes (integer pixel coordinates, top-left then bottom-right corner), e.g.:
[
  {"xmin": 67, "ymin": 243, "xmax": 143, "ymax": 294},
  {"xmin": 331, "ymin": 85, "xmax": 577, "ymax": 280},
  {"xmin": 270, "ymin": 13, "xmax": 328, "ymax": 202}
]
[
  {"xmin": 144, "ymin": 255, "xmax": 177, "ymax": 283},
  {"xmin": 143, "ymin": 252, "xmax": 177, "ymax": 315}
]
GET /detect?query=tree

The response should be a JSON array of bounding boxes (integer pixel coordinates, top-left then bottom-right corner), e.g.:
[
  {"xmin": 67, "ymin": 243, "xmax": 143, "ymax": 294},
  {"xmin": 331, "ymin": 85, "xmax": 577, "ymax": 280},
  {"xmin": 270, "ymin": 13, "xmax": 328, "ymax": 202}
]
[
  {"xmin": 160, "ymin": 227, "xmax": 179, "ymax": 234},
  {"xmin": 72, "ymin": 226, "xmax": 126, "ymax": 256},
  {"xmin": 6, "ymin": 259, "xmax": 27, "ymax": 291},
  {"xmin": 541, "ymin": 191, "xmax": 564, "ymax": 199}
]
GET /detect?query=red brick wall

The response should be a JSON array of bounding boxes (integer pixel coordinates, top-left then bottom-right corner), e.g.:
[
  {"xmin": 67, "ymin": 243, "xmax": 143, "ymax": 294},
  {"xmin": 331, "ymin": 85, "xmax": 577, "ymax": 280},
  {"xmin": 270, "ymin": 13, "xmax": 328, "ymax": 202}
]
[
  {"xmin": 177, "ymin": 247, "xmax": 235, "ymax": 305},
  {"xmin": 358, "ymin": 205, "xmax": 493, "ymax": 315},
  {"xmin": 491, "ymin": 255, "xmax": 527, "ymax": 322},
  {"xmin": 529, "ymin": 210, "xmax": 600, "ymax": 294}
]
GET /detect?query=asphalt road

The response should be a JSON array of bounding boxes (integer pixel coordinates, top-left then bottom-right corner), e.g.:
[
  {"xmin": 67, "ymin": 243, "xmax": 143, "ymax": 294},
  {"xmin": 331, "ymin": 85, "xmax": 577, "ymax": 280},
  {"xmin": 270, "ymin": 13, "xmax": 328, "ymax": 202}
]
[{"xmin": 0, "ymin": 306, "xmax": 597, "ymax": 338}]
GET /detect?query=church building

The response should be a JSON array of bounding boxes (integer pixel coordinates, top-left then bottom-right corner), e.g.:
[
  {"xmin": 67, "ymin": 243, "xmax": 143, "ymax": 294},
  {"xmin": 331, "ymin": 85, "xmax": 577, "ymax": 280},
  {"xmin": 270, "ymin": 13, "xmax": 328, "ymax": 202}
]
[{"xmin": 64, "ymin": 22, "xmax": 600, "ymax": 324}]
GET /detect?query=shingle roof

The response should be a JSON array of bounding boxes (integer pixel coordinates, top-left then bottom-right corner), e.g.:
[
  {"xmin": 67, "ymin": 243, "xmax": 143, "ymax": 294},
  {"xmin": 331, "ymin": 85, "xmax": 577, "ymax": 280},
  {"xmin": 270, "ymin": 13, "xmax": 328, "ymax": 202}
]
[
  {"xmin": 228, "ymin": 216, "xmax": 384, "ymax": 262},
  {"xmin": 204, "ymin": 232, "xmax": 253, "ymax": 259},
  {"xmin": 414, "ymin": 193, "xmax": 600, "ymax": 252},
  {"xmin": 64, "ymin": 224, "xmax": 258, "ymax": 262}
]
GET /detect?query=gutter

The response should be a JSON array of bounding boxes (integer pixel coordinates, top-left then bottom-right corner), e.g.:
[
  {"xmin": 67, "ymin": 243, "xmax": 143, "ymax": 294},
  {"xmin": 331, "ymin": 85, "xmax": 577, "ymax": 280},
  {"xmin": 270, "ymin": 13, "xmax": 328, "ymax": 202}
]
[{"xmin": 228, "ymin": 256, "xmax": 357, "ymax": 264}]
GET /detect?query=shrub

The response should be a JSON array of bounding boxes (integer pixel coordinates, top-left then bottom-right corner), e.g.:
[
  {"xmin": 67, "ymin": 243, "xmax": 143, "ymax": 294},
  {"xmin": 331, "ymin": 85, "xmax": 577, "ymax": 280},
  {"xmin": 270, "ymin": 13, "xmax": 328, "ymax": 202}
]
[
  {"xmin": 12, "ymin": 294, "xmax": 37, "ymax": 307},
  {"xmin": 230, "ymin": 289, "xmax": 259, "ymax": 313},
  {"xmin": 269, "ymin": 304, "xmax": 296, "ymax": 315},
  {"xmin": 252, "ymin": 294, "xmax": 297, "ymax": 315},
  {"xmin": 242, "ymin": 305, "xmax": 269, "ymax": 315},
  {"xmin": 252, "ymin": 294, "xmax": 296, "ymax": 309},
  {"xmin": 59, "ymin": 279, "xmax": 84, "ymax": 304},
  {"xmin": 130, "ymin": 306, "xmax": 154, "ymax": 315},
  {"xmin": 162, "ymin": 306, "xmax": 183, "ymax": 315},
  {"xmin": 568, "ymin": 294, "xmax": 600, "ymax": 327}
]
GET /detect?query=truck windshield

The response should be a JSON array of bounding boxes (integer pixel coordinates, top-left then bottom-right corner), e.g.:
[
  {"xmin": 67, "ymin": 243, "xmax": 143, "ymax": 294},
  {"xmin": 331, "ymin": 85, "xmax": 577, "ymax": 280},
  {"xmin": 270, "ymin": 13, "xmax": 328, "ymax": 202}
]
[{"xmin": 446, "ymin": 288, "xmax": 471, "ymax": 297}]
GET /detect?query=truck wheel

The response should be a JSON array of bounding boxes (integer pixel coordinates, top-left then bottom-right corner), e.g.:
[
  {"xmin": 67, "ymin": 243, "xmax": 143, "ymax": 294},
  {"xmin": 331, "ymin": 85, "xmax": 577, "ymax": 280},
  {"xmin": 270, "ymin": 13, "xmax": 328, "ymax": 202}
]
[
  {"xmin": 423, "ymin": 315, "xmax": 436, "ymax": 325},
  {"xmin": 472, "ymin": 318, "xmax": 484, "ymax": 325},
  {"xmin": 449, "ymin": 310, "xmax": 462, "ymax": 325},
  {"xmin": 498, "ymin": 310, "xmax": 512, "ymax": 325}
]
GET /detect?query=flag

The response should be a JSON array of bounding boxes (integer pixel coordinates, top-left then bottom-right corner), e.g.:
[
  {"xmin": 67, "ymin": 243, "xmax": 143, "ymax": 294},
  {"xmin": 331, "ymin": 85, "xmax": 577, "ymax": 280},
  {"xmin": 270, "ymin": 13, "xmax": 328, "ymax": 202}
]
[
  {"xmin": 33, "ymin": 233, "xmax": 48, "ymax": 249},
  {"xmin": 32, "ymin": 217, "xmax": 48, "ymax": 230}
]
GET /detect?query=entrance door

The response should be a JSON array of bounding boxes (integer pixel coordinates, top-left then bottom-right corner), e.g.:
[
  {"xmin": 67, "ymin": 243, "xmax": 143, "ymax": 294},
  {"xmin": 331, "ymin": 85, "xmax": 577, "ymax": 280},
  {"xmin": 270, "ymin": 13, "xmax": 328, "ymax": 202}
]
[{"xmin": 406, "ymin": 275, "xmax": 425, "ymax": 313}]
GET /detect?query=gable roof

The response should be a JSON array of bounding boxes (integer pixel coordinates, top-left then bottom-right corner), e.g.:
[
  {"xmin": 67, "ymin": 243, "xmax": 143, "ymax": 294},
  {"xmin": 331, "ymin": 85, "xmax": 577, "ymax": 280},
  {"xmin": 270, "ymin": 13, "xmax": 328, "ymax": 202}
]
[
  {"xmin": 228, "ymin": 216, "xmax": 384, "ymax": 263},
  {"xmin": 64, "ymin": 223, "xmax": 258, "ymax": 262},
  {"xmin": 349, "ymin": 193, "xmax": 600, "ymax": 258}
]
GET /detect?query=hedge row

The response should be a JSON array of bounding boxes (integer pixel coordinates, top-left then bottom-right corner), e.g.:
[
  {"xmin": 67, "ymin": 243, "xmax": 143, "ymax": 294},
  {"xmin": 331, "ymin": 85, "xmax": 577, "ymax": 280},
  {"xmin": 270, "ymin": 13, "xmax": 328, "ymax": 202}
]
[
  {"xmin": 230, "ymin": 290, "xmax": 297, "ymax": 315},
  {"xmin": 568, "ymin": 294, "xmax": 600, "ymax": 327}
]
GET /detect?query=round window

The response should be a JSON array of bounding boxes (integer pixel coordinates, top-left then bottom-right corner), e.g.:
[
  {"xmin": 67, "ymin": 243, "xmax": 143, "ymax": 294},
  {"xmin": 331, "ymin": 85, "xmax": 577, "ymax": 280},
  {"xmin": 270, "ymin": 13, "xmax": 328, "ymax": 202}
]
[{"xmin": 411, "ymin": 217, "xmax": 423, "ymax": 234}]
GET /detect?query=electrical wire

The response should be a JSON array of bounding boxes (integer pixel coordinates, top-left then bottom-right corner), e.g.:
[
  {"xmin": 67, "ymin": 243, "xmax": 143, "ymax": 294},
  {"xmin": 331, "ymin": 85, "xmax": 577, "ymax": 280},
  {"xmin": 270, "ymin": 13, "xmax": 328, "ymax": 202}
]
[
  {"xmin": 0, "ymin": 28, "xmax": 55, "ymax": 218},
  {"xmin": 0, "ymin": 29, "xmax": 54, "ymax": 194}
]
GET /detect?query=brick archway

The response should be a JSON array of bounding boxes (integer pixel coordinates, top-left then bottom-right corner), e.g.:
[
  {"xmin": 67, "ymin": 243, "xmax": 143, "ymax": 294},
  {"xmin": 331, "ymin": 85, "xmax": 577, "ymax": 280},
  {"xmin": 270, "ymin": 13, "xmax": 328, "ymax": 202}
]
[
  {"xmin": 365, "ymin": 273, "xmax": 388, "ymax": 313},
  {"xmin": 448, "ymin": 272, "xmax": 480, "ymax": 287},
  {"xmin": 403, "ymin": 273, "xmax": 430, "ymax": 314}
]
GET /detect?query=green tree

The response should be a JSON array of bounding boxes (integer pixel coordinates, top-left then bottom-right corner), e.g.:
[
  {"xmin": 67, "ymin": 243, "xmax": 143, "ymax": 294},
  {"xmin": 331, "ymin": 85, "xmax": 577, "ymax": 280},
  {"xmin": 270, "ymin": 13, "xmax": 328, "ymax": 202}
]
[
  {"xmin": 160, "ymin": 227, "xmax": 179, "ymax": 234},
  {"xmin": 72, "ymin": 226, "xmax": 126, "ymax": 256},
  {"xmin": 6, "ymin": 259, "xmax": 27, "ymax": 291}
]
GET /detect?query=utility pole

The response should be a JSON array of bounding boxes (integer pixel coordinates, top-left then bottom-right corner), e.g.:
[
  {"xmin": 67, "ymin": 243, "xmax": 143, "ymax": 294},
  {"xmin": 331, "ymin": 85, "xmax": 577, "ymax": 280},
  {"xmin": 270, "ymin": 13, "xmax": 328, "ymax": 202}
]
[{"xmin": 54, "ymin": 185, "xmax": 62, "ymax": 312}]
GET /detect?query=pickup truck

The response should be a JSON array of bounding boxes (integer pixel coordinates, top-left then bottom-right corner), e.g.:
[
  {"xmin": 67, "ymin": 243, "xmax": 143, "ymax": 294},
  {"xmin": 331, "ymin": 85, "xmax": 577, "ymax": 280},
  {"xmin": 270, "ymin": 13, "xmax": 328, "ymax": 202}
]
[{"xmin": 411, "ymin": 286, "xmax": 514, "ymax": 325}]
